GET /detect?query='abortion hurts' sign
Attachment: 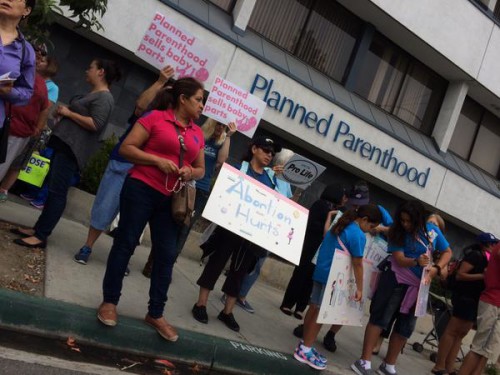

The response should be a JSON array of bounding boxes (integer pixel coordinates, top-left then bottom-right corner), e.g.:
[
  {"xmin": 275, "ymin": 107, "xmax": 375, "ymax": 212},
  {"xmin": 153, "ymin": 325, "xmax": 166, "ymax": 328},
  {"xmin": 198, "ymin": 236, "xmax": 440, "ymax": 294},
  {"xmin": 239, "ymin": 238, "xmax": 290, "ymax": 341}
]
[
  {"xmin": 136, "ymin": 12, "xmax": 217, "ymax": 82},
  {"xmin": 202, "ymin": 164, "xmax": 308, "ymax": 265},
  {"xmin": 203, "ymin": 76, "xmax": 266, "ymax": 138}
]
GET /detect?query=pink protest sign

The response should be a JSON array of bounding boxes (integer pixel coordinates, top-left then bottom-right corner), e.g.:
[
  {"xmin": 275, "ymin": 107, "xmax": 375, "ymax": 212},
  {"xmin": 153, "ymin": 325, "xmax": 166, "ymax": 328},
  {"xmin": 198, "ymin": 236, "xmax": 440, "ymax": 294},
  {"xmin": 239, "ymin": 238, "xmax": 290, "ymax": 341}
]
[
  {"xmin": 203, "ymin": 76, "xmax": 267, "ymax": 138},
  {"xmin": 136, "ymin": 13, "xmax": 218, "ymax": 82}
]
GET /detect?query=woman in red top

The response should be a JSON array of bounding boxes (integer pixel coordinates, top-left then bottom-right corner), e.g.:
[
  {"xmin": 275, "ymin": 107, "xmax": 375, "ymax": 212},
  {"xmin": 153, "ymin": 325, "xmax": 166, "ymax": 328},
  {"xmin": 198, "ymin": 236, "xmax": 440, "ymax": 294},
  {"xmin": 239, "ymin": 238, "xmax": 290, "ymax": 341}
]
[{"xmin": 97, "ymin": 77, "xmax": 206, "ymax": 342}]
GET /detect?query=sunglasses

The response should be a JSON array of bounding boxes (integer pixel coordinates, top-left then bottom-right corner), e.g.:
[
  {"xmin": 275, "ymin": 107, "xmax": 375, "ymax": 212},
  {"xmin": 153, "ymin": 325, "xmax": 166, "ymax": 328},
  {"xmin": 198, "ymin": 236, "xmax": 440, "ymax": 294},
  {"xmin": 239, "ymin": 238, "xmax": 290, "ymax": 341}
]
[{"xmin": 259, "ymin": 146, "xmax": 275, "ymax": 156}]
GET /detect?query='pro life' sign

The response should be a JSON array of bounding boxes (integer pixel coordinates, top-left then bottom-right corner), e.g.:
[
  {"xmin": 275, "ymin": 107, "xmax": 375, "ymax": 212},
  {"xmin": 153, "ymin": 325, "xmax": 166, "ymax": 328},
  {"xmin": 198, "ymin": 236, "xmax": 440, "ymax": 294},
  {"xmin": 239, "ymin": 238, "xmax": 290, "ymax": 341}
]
[{"xmin": 278, "ymin": 154, "xmax": 326, "ymax": 189}]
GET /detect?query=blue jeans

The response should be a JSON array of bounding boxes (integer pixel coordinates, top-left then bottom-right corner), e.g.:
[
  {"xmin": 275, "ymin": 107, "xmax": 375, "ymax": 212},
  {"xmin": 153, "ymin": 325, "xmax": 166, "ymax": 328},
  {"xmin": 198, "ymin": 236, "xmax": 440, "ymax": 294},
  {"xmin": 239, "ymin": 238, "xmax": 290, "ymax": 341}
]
[
  {"xmin": 102, "ymin": 178, "xmax": 179, "ymax": 318},
  {"xmin": 90, "ymin": 159, "xmax": 133, "ymax": 231},
  {"xmin": 34, "ymin": 150, "xmax": 79, "ymax": 241},
  {"xmin": 239, "ymin": 254, "xmax": 267, "ymax": 298}
]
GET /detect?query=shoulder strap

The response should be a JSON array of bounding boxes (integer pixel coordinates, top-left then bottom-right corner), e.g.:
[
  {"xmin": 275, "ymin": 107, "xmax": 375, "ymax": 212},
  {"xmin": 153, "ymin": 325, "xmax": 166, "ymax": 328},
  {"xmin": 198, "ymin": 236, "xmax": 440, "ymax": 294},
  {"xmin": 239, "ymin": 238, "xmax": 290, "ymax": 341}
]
[
  {"xmin": 336, "ymin": 235, "xmax": 349, "ymax": 253},
  {"xmin": 172, "ymin": 123, "xmax": 185, "ymax": 167}
]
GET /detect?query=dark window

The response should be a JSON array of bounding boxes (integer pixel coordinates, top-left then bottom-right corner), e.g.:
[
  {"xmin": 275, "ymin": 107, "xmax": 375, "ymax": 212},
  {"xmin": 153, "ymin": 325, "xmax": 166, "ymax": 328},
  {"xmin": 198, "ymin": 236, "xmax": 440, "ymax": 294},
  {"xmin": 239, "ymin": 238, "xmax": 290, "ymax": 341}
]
[
  {"xmin": 449, "ymin": 97, "xmax": 500, "ymax": 179},
  {"xmin": 208, "ymin": 0, "xmax": 235, "ymax": 12},
  {"xmin": 352, "ymin": 33, "xmax": 447, "ymax": 134},
  {"xmin": 248, "ymin": 0, "xmax": 362, "ymax": 82},
  {"xmin": 494, "ymin": 1, "xmax": 500, "ymax": 22}
]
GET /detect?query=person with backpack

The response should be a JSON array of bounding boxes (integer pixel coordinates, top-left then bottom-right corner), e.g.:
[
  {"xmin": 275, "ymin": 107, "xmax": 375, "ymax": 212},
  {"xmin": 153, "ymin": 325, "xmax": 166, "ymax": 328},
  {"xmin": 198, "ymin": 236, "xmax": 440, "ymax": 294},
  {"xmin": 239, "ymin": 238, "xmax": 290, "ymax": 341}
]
[
  {"xmin": 458, "ymin": 234, "xmax": 500, "ymax": 375},
  {"xmin": 431, "ymin": 233, "xmax": 495, "ymax": 375},
  {"xmin": 293, "ymin": 204, "xmax": 382, "ymax": 371}
]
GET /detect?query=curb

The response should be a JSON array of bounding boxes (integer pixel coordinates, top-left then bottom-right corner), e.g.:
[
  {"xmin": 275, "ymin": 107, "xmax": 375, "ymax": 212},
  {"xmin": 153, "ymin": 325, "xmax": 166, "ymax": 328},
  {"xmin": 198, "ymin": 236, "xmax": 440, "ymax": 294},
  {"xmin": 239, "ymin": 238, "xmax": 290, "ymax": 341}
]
[{"xmin": 0, "ymin": 289, "xmax": 305, "ymax": 375}]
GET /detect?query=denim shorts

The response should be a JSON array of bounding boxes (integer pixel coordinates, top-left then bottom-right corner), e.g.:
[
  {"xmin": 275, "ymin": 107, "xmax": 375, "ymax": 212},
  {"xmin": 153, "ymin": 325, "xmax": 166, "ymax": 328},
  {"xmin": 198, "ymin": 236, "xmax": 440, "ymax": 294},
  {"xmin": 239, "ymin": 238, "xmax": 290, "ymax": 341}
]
[
  {"xmin": 90, "ymin": 159, "xmax": 133, "ymax": 231},
  {"xmin": 309, "ymin": 281, "xmax": 326, "ymax": 306},
  {"xmin": 369, "ymin": 268, "xmax": 417, "ymax": 339}
]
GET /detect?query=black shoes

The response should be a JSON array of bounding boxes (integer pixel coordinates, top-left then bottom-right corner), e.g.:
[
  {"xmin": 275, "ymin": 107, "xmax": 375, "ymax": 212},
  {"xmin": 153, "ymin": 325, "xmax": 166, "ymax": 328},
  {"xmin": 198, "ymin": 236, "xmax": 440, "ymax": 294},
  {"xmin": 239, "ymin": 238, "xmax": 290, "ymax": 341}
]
[
  {"xmin": 218, "ymin": 311, "xmax": 240, "ymax": 332},
  {"xmin": 293, "ymin": 324, "xmax": 304, "ymax": 338},
  {"xmin": 323, "ymin": 330, "xmax": 337, "ymax": 352},
  {"xmin": 192, "ymin": 304, "xmax": 208, "ymax": 324}
]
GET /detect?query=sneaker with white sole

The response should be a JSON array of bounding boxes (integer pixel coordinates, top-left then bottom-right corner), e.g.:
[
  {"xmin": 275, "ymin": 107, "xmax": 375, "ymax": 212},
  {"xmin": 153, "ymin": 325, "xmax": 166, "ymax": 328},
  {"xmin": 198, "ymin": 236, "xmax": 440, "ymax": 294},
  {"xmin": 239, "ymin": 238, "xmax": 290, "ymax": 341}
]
[
  {"xmin": 378, "ymin": 362, "xmax": 397, "ymax": 375},
  {"xmin": 74, "ymin": 246, "xmax": 92, "ymax": 265},
  {"xmin": 236, "ymin": 298, "xmax": 255, "ymax": 313},
  {"xmin": 0, "ymin": 191, "xmax": 7, "ymax": 202},
  {"xmin": 293, "ymin": 343, "xmax": 327, "ymax": 371},
  {"xmin": 351, "ymin": 359, "xmax": 374, "ymax": 375}
]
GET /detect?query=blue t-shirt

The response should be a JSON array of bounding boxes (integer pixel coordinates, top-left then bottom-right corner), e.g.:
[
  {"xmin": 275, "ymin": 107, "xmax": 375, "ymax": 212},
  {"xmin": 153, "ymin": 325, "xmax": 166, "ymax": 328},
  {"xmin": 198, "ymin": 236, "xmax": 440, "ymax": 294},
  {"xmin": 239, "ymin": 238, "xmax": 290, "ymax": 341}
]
[
  {"xmin": 388, "ymin": 222, "xmax": 449, "ymax": 278},
  {"xmin": 45, "ymin": 79, "xmax": 59, "ymax": 103},
  {"xmin": 109, "ymin": 113, "xmax": 140, "ymax": 163},
  {"xmin": 246, "ymin": 166, "xmax": 274, "ymax": 188},
  {"xmin": 196, "ymin": 138, "xmax": 222, "ymax": 192},
  {"xmin": 313, "ymin": 221, "xmax": 366, "ymax": 284}
]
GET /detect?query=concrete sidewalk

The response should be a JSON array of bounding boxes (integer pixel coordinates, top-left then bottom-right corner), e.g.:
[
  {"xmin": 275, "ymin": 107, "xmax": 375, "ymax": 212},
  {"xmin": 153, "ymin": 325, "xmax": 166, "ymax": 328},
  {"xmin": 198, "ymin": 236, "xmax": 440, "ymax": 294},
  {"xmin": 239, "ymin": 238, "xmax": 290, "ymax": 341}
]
[{"xmin": 0, "ymin": 198, "xmax": 469, "ymax": 374}]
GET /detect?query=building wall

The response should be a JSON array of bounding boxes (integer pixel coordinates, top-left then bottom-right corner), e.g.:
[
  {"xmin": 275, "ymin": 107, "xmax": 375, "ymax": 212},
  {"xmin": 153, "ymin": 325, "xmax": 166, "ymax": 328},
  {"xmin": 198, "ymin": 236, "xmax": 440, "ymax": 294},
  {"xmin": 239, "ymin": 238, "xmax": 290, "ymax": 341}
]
[{"xmin": 55, "ymin": 0, "xmax": 500, "ymax": 238}]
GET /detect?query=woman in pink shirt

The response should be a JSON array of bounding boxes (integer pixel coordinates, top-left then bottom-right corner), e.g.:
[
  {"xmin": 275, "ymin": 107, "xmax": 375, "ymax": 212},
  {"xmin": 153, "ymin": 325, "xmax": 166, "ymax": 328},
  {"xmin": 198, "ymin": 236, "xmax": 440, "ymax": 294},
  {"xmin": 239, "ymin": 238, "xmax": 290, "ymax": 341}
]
[{"xmin": 97, "ymin": 77, "xmax": 206, "ymax": 343}]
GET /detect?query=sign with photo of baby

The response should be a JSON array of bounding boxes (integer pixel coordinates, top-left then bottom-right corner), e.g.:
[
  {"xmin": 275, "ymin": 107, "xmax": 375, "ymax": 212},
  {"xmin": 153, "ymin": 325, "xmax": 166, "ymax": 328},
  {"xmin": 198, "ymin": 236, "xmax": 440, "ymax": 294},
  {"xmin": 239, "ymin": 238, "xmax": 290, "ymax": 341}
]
[
  {"xmin": 317, "ymin": 250, "xmax": 374, "ymax": 326},
  {"xmin": 202, "ymin": 163, "xmax": 308, "ymax": 265}
]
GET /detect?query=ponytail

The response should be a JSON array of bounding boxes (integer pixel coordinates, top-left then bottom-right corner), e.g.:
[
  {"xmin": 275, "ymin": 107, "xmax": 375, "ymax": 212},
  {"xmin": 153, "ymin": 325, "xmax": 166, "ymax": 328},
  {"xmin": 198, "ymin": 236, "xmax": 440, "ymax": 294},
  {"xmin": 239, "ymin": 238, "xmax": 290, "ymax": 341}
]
[
  {"xmin": 331, "ymin": 204, "xmax": 382, "ymax": 235},
  {"xmin": 147, "ymin": 77, "xmax": 204, "ymax": 112}
]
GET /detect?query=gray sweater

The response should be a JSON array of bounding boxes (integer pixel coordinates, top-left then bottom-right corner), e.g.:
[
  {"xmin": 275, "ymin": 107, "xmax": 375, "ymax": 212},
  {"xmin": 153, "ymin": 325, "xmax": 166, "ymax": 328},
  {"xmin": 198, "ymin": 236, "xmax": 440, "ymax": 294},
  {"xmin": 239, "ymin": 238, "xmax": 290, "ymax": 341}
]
[{"xmin": 52, "ymin": 91, "xmax": 114, "ymax": 170}]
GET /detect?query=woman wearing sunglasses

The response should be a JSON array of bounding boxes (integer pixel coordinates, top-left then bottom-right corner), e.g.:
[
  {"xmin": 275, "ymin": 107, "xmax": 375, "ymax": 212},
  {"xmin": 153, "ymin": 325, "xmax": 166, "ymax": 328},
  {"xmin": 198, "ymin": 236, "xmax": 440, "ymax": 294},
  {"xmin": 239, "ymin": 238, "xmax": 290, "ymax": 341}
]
[{"xmin": 192, "ymin": 136, "xmax": 284, "ymax": 332}]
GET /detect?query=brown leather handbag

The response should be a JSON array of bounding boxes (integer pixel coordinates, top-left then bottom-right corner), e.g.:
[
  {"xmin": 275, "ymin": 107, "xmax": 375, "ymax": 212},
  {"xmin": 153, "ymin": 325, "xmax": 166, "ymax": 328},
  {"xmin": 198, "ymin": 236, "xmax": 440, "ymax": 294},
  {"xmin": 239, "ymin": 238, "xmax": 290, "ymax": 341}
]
[{"xmin": 169, "ymin": 124, "xmax": 196, "ymax": 226}]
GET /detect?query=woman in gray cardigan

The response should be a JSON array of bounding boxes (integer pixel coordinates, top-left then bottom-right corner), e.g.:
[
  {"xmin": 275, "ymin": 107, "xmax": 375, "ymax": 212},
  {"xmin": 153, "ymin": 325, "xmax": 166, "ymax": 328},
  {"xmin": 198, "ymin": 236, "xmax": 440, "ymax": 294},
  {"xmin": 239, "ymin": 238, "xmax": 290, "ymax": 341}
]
[{"xmin": 12, "ymin": 58, "xmax": 121, "ymax": 248}]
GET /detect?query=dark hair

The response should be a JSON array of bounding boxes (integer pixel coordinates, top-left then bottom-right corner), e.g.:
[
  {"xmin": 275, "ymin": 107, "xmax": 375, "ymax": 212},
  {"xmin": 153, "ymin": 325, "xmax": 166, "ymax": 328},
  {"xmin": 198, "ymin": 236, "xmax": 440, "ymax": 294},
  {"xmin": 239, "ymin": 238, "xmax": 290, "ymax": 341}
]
[
  {"xmin": 26, "ymin": 0, "xmax": 36, "ymax": 10},
  {"xmin": 321, "ymin": 184, "xmax": 347, "ymax": 208},
  {"xmin": 388, "ymin": 200, "xmax": 426, "ymax": 247},
  {"xmin": 94, "ymin": 58, "xmax": 122, "ymax": 86},
  {"xmin": 148, "ymin": 77, "xmax": 204, "ymax": 112},
  {"xmin": 43, "ymin": 56, "xmax": 58, "ymax": 78},
  {"xmin": 331, "ymin": 204, "xmax": 382, "ymax": 235}
]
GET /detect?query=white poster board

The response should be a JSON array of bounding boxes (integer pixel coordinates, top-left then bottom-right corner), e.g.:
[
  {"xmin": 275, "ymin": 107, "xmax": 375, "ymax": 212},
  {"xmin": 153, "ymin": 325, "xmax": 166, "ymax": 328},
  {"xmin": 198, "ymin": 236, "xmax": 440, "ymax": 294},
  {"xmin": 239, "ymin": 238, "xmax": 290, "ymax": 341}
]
[
  {"xmin": 202, "ymin": 76, "xmax": 266, "ymax": 138},
  {"xmin": 202, "ymin": 163, "xmax": 308, "ymax": 265},
  {"xmin": 415, "ymin": 256, "xmax": 432, "ymax": 317},
  {"xmin": 136, "ymin": 12, "xmax": 218, "ymax": 82},
  {"xmin": 363, "ymin": 235, "xmax": 389, "ymax": 299},
  {"xmin": 317, "ymin": 250, "xmax": 374, "ymax": 326},
  {"xmin": 277, "ymin": 154, "xmax": 326, "ymax": 189}
]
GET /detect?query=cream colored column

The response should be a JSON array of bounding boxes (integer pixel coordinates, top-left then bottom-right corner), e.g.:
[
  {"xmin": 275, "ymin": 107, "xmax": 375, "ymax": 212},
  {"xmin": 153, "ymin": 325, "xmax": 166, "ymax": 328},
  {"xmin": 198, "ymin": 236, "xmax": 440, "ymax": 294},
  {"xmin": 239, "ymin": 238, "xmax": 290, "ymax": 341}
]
[
  {"xmin": 232, "ymin": 0, "xmax": 257, "ymax": 35},
  {"xmin": 432, "ymin": 81, "xmax": 469, "ymax": 153}
]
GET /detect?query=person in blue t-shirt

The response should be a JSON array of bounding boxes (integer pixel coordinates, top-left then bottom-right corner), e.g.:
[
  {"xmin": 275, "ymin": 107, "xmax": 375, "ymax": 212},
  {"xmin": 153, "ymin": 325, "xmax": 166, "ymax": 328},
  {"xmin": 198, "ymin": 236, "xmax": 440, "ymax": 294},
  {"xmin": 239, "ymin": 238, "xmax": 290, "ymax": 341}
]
[
  {"xmin": 73, "ymin": 66, "xmax": 174, "ymax": 266},
  {"xmin": 352, "ymin": 200, "xmax": 452, "ymax": 375},
  {"xmin": 175, "ymin": 118, "xmax": 236, "ymax": 254},
  {"xmin": 294, "ymin": 204, "xmax": 382, "ymax": 371}
]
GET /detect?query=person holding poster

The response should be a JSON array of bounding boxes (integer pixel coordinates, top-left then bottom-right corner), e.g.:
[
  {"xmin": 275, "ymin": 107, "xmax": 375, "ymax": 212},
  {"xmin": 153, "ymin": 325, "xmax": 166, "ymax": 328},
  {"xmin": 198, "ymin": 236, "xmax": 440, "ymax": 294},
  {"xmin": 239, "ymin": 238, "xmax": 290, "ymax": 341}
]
[
  {"xmin": 294, "ymin": 204, "xmax": 382, "ymax": 371},
  {"xmin": 351, "ymin": 200, "xmax": 452, "ymax": 375},
  {"xmin": 281, "ymin": 184, "xmax": 348, "ymax": 319},
  {"xmin": 174, "ymin": 118, "xmax": 237, "ymax": 256},
  {"xmin": 96, "ymin": 77, "xmax": 206, "ymax": 343},
  {"xmin": 192, "ymin": 136, "xmax": 282, "ymax": 332}
]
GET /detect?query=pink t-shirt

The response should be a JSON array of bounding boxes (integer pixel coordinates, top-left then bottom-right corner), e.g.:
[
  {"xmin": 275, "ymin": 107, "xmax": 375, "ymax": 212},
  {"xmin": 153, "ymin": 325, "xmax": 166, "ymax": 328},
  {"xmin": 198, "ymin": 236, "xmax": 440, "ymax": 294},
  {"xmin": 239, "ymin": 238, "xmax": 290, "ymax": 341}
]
[
  {"xmin": 481, "ymin": 243, "xmax": 500, "ymax": 307},
  {"xmin": 129, "ymin": 109, "xmax": 204, "ymax": 195}
]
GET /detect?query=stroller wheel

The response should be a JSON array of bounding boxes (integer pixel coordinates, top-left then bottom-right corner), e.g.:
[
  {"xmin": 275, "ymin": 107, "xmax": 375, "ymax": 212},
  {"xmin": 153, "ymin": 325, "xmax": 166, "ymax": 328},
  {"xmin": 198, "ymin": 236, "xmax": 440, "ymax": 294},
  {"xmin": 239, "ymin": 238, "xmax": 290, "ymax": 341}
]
[
  {"xmin": 430, "ymin": 352, "xmax": 437, "ymax": 363},
  {"xmin": 413, "ymin": 342, "xmax": 424, "ymax": 353}
]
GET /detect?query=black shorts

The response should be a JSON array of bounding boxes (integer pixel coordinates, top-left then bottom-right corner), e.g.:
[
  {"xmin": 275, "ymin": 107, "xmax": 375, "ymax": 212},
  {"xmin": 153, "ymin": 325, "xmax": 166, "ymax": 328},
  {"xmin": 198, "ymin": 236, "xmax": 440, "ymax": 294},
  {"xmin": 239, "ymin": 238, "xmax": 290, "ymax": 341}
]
[{"xmin": 452, "ymin": 295, "xmax": 479, "ymax": 322}]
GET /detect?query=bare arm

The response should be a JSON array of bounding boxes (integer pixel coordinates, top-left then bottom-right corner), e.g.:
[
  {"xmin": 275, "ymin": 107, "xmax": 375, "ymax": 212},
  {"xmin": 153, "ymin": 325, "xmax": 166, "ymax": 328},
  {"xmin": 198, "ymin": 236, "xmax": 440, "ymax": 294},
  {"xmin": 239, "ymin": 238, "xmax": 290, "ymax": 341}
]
[
  {"xmin": 215, "ymin": 121, "xmax": 237, "ymax": 170},
  {"xmin": 179, "ymin": 147, "xmax": 205, "ymax": 182},
  {"xmin": 392, "ymin": 250, "xmax": 430, "ymax": 268},
  {"xmin": 57, "ymin": 105, "xmax": 96, "ymax": 131},
  {"xmin": 119, "ymin": 123, "xmax": 178, "ymax": 174},
  {"xmin": 456, "ymin": 261, "xmax": 484, "ymax": 282},
  {"xmin": 352, "ymin": 257, "xmax": 363, "ymax": 302},
  {"xmin": 135, "ymin": 66, "xmax": 174, "ymax": 116},
  {"xmin": 33, "ymin": 106, "xmax": 51, "ymax": 136},
  {"xmin": 323, "ymin": 210, "xmax": 338, "ymax": 236}
]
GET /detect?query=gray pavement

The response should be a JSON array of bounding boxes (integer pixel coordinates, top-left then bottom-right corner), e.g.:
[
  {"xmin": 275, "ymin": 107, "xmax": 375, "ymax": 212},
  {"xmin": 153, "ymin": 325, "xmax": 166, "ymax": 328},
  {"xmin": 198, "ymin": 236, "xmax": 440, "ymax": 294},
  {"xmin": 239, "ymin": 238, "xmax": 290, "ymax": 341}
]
[{"xmin": 0, "ymin": 197, "xmax": 473, "ymax": 374}]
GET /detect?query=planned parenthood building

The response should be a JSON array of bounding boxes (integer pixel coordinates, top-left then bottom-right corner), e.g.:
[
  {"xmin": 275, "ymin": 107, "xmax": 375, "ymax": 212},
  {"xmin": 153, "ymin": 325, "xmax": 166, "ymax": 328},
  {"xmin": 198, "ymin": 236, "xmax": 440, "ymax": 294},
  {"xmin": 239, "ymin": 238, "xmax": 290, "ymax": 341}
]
[{"xmin": 53, "ymin": 0, "xmax": 500, "ymax": 247}]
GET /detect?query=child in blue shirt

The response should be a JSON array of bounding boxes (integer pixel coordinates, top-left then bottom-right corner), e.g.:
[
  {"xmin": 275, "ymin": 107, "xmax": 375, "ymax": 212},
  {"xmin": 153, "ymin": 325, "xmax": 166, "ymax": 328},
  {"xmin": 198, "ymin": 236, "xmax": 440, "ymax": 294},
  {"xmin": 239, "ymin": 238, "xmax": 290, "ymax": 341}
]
[{"xmin": 293, "ymin": 204, "xmax": 382, "ymax": 371}]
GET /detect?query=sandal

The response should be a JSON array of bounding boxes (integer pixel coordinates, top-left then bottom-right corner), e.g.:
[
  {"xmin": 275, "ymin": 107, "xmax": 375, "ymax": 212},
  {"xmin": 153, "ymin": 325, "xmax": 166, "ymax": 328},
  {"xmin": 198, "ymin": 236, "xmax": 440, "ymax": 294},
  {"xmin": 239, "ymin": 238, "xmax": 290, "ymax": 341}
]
[
  {"xmin": 280, "ymin": 306, "xmax": 293, "ymax": 316},
  {"xmin": 431, "ymin": 369, "xmax": 447, "ymax": 375}
]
